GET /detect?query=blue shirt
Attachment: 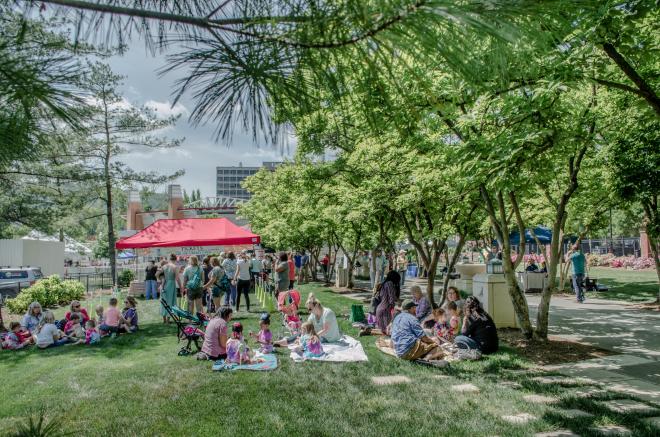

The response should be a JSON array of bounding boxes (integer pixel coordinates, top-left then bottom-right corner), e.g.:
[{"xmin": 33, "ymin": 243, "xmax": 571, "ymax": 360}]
[
  {"xmin": 571, "ymin": 252, "xmax": 586, "ymax": 275},
  {"xmin": 294, "ymin": 255, "xmax": 302, "ymax": 268},
  {"xmin": 391, "ymin": 312, "xmax": 424, "ymax": 357}
]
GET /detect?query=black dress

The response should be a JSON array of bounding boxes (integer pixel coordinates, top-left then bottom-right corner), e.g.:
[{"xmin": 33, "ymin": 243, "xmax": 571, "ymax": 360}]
[{"xmin": 464, "ymin": 313, "xmax": 499, "ymax": 354}]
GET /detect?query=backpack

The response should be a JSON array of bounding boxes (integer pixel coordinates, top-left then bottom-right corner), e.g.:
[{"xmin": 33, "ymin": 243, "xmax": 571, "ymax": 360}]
[{"xmin": 186, "ymin": 267, "xmax": 202, "ymax": 290}]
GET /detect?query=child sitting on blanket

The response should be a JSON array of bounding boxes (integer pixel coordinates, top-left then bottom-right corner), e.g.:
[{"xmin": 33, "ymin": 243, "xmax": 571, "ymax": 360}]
[
  {"xmin": 2, "ymin": 322, "xmax": 33, "ymax": 350},
  {"xmin": 226, "ymin": 322, "xmax": 262, "ymax": 365},
  {"xmin": 249, "ymin": 314, "xmax": 273, "ymax": 354},
  {"xmin": 297, "ymin": 321, "xmax": 324, "ymax": 358}
]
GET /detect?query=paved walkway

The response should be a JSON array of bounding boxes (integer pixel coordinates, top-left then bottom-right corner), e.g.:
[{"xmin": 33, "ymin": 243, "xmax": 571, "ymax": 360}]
[{"xmin": 527, "ymin": 295, "xmax": 660, "ymax": 403}]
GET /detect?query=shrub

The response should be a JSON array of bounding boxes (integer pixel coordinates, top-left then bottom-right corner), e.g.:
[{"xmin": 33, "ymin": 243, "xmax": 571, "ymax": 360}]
[
  {"xmin": 117, "ymin": 269, "xmax": 135, "ymax": 287},
  {"xmin": 5, "ymin": 275, "xmax": 85, "ymax": 314}
]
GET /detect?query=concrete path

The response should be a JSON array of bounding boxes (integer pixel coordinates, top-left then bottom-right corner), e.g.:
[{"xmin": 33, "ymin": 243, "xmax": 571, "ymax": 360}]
[{"xmin": 527, "ymin": 295, "xmax": 660, "ymax": 402}]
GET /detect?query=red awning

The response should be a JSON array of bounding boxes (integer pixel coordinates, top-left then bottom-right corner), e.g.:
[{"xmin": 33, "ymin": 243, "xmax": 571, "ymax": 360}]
[{"xmin": 115, "ymin": 218, "xmax": 260, "ymax": 249}]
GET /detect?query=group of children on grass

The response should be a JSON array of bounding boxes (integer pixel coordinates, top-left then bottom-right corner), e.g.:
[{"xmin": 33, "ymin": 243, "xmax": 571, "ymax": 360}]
[
  {"xmin": 1, "ymin": 296, "xmax": 139, "ymax": 351},
  {"xmin": 223, "ymin": 313, "xmax": 323, "ymax": 365}
]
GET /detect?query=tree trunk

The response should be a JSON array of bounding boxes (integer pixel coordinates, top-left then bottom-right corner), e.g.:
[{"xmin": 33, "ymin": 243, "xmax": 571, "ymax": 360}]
[
  {"xmin": 440, "ymin": 234, "xmax": 466, "ymax": 306},
  {"xmin": 535, "ymin": 218, "xmax": 562, "ymax": 339},
  {"xmin": 102, "ymin": 95, "xmax": 116, "ymax": 287},
  {"xmin": 647, "ymin": 233, "xmax": 660, "ymax": 304}
]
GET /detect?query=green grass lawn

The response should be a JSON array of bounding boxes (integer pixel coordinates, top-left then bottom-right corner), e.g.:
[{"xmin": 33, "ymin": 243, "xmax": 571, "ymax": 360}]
[
  {"xmin": 585, "ymin": 267, "xmax": 658, "ymax": 302},
  {"xmin": 1, "ymin": 284, "xmax": 658, "ymax": 436}
]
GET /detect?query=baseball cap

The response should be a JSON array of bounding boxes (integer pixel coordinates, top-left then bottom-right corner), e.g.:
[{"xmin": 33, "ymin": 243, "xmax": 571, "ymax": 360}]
[{"xmin": 401, "ymin": 299, "xmax": 417, "ymax": 310}]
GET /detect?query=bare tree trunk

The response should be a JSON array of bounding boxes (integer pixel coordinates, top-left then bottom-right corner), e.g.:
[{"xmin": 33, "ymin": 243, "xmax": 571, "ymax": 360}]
[
  {"xmin": 102, "ymin": 95, "xmax": 117, "ymax": 287},
  {"xmin": 440, "ymin": 234, "xmax": 466, "ymax": 306},
  {"xmin": 480, "ymin": 186, "xmax": 534, "ymax": 338},
  {"xmin": 647, "ymin": 232, "xmax": 660, "ymax": 304}
]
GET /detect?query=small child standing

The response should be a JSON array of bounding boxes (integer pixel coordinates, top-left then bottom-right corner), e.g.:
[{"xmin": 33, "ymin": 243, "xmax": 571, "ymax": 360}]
[
  {"xmin": 85, "ymin": 320, "xmax": 101, "ymax": 345},
  {"xmin": 226, "ymin": 322, "xmax": 254, "ymax": 364},
  {"xmin": 2, "ymin": 322, "xmax": 33, "ymax": 350},
  {"xmin": 298, "ymin": 321, "xmax": 324, "ymax": 358},
  {"xmin": 249, "ymin": 314, "xmax": 273, "ymax": 354}
]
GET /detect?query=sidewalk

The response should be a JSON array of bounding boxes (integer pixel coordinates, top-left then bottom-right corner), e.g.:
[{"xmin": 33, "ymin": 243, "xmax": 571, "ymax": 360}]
[{"xmin": 527, "ymin": 295, "xmax": 660, "ymax": 403}]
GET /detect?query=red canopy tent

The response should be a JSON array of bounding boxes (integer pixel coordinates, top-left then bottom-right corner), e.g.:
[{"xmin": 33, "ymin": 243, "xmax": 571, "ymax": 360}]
[{"xmin": 115, "ymin": 218, "xmax": 260, "ymax": 249}]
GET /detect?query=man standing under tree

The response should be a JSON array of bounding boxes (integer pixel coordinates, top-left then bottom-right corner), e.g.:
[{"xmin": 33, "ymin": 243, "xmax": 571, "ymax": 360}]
[{"xmin": 566, "ymin": 244, "xmax": 587, "ymax": 303}]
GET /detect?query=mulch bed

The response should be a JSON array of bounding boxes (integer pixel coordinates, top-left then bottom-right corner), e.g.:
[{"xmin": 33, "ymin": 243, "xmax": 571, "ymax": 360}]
[{"xmin": 498, "ymin": 328, "xmax": 615, "ymax": 366}]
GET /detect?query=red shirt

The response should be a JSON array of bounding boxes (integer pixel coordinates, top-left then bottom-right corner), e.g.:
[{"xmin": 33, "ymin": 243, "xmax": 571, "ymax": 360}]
[
  {"xmin": 321, "ymin": 256, "xmax": 329, "ymax": 266},
  {"xmin": 65, "ymin": 308, "xmax": 90, "ymax": 324},
  {"xmin": 287, "ymin": 260, "xmax": 295, "ymax": 280}
]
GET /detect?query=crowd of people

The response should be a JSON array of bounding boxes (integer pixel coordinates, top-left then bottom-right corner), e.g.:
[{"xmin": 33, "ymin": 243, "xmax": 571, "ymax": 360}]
[
  {"xmin": 1, "ymin": 296, "xmax": 139, "ymax": 350},
  {"xmin": 363, "ymin": 267, "xmax": 499, "ymax": 361},
  {"xmin": 3, "ymin": 246, "xmax": 503, "ymax": 365}
]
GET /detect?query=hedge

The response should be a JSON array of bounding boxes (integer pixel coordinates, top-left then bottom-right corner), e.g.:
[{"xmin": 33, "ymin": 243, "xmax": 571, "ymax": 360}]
[{"xmin": 5, "ymin": 275, "xmax": 85, "ymax": 314}]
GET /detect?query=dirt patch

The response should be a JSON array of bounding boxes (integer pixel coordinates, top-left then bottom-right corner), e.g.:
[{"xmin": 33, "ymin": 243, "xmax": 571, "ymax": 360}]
[
  {"xmin": 630, "ymin": 302, "xmax": 660, "ymax": 311},
  {"xmin": 498, "ymin": 328, "xmax": 615, "ymax": 365}
]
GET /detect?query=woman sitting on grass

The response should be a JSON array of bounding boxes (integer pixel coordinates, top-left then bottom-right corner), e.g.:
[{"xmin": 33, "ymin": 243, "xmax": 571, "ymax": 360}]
[
  {"xmin": 21, "ymin": 301, "xmax": 43, "ymax": 332},
  {"xmin": 306, "ymin": 293, "xmax": 341, "ymax": 343},
  {"xmin": 64, "ymin": 300, "xmax": 90, "ymax": 324},
  {"xmin": 454, "ymin": 296, "xmax": 498, "ymax": 355},
  {"xmin": 120, "ymin": 296, "xmax": 138, "ymax": 333},
  {"xmin": 199, "ymin": 307, "xmax": 233, "ymax": 361},
  {"xmin": 34, "ymin": 311, "xmax": 69, "ymax": 349}
]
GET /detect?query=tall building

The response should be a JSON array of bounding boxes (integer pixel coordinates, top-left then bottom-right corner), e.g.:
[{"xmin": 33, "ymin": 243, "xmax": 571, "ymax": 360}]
[{"xmin": 216, "ymin": 161, "xmax": 282, "ymax": 199}]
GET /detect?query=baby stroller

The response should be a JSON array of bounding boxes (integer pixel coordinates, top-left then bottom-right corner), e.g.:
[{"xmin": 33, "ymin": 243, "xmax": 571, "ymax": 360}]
[
  {"xmin": 161, "ymin": 299, "xmax": 209, "ymax": 356},
  {"xmin": 278, "ymin": 289, "xmax": 302, "ymax": 334}
]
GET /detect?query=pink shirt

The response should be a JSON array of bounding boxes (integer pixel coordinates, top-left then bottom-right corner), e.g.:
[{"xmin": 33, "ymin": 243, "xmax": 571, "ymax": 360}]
[
  {"xmin": 201, "ymin": 318, "xmax": 228, "ymax": 358},
  {"xmin": 104, "ymin": 307, "xmax": 120, "ymax": 327}
]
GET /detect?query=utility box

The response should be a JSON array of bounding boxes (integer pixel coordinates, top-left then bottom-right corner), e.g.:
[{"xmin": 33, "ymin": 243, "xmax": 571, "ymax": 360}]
[
  {"xmin": 0, "ymin": 239, "xmax": 65, "ymax": 276},
  {"xmin": 472, "ymin": 273, "xmax": 518, "ymax": 328},
  {"xmin": 335, "ymin": 266, "xmax": 348, "ymax": 288}
]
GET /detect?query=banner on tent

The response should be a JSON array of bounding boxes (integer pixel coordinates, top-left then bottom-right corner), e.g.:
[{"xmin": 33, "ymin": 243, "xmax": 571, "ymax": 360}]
[{"xmin": 142, "ymin": 245, "xmax": 254, "ymax": 258}]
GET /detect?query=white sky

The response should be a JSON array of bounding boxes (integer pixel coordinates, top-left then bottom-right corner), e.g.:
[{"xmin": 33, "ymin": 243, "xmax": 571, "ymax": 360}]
[{"xmin": 107, "ymin": 43, "xmax": 297, "ymax": 198}]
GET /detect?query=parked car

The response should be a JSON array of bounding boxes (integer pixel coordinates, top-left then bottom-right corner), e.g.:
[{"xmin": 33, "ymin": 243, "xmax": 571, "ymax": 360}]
[{"xmin": 0, "ymin": 267, "xmax": 43, "ymax": 298}]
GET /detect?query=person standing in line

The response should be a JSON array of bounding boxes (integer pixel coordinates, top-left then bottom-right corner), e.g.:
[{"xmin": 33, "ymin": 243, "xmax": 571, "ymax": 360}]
[
  {"xmin": 396, "ymin": 250, "xmax": 407, "ymax": 288},
  {"xmin": 201, "ymin": 256, "xmax": 213, "ymax": 309},
  {"xmin": 160, "ymin": 254, "xmax": 181, "ymax": 323},
  {"xmin": 287, "ymin": 252, "xmax": 296, "ymax": 290},
  {"xmin": 144, "ymin": 260, "xmax": 158, "ymax": 300},
  {"xmin": 566, "ymin": 244, "xmax": 587, "ymax": 303},
  {"xmin": 300, "ymin": 251, "xmax": 310, "ymax": 284},
  {"xmin": 275, "ymin": 252, "xmax": 290, "ymax": 298},
  {"xmin": 222, "ymin": 252, "xmax": 238, "ymax": 307},
  {"xmin": 293, "ymin": 251, "xmax": 302, "ymax": 283},
  {"xmin": 183, "ymin": 255, "xmax": 206, "ymax": 315},
  {"xmin": 234, "ymin": 252, "xmax": 252, "ymax": 312},
  {"xmin": 250, "ymin": 252, "xmax": 263, "ymax": 290}
]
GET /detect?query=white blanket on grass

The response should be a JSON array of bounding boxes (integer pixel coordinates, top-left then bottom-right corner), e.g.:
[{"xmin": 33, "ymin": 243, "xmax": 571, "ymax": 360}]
[{"xmin": 289, "ymin": 335, "xmax": 368, "ymax": 363}]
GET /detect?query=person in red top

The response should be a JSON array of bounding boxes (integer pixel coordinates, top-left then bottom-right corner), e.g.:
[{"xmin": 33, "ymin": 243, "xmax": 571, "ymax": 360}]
[
  {"xmin": 287, "ymin": 252, "xmax": 296, "ymax": 290},
  {"xmin": 64, "ymin": 300, "xmax": 90, "ymax": 324},
  {"xmin": 321, "ymin": 254, "xmax": 330, "ymax": 280}
]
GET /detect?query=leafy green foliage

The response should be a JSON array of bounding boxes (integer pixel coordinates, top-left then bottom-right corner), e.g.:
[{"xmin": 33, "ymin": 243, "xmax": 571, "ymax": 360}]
[
  {"xmin": 5, "ymin": 275, "xmax": 85, "ymax": 313},
  {"xmin": 117, "ymin": 269, "xmax": 135, "ymax": 288}
]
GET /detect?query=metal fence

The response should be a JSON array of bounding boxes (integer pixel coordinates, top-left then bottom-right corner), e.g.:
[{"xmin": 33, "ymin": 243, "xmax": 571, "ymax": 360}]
[{"xmin": 517, "ymin": 237, "xmax": 642, "ymax": 258}]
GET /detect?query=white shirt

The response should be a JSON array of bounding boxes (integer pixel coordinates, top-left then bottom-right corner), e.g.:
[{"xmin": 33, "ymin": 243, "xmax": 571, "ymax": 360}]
[
  {"xmin": 35, "ymin": 323, "xmax": 59, "ymax": 347},
  {"xmin": 236, "ymin": 259, "xmax": 252, "ymax": 280}
]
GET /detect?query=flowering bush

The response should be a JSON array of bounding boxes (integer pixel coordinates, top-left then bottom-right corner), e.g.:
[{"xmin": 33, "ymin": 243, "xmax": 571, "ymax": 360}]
[
  {"xmin": 523, "ymin": 254, "xmax": 546, "ymax": 264},
  {"xmin": 586, "ymin": 254, "xmax": 656, "ymax": 270}
]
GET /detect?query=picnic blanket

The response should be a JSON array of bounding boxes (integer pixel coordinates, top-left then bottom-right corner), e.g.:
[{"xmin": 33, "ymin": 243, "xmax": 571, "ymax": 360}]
[
  {"xmin": 289, "ymin": 335, "xmax": 368, "ymax": 363},
  {"xmin": 212, "ymin": 353, "xmax": 278, "ymax": 371},
  {"xmin": 375, "ymin": 339, "xmax": 452, "ymax": 368}
]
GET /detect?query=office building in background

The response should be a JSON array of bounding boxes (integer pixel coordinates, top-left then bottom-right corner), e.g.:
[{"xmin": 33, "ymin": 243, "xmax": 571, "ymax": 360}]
[{"xmin": 216, "ymin": 161, "xmax": 282, "ymax": 199}]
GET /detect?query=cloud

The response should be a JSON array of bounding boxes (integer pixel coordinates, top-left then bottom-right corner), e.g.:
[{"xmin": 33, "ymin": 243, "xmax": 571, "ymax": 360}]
[{"xmin": 144, "ymin": 100, "xmax": 189, "ymax": 119}]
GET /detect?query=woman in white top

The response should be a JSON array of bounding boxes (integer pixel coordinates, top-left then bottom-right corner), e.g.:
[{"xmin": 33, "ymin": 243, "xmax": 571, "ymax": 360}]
[
  {"xmin": 234, "ymin": 252, "xmax": 252, "ymax": 312},
  {"xmin": 306, "ymin": 293, "xmax": 341, "ymax": 342}
]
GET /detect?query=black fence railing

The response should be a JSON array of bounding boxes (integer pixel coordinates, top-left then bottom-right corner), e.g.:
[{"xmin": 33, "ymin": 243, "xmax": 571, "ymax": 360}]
[{"xmin": 63, "ymin": 272, "xmax": 115, "ymax": 292}]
